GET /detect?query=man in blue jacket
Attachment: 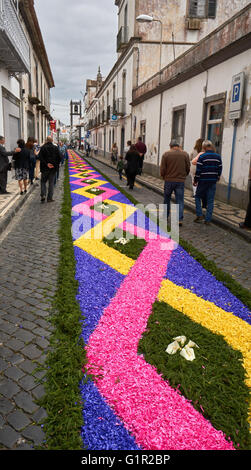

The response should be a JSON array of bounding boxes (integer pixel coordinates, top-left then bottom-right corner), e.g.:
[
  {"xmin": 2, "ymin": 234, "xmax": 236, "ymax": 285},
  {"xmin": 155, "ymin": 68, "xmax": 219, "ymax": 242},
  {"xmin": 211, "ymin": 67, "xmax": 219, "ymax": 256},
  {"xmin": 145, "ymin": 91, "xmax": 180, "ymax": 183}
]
[{"xmin": 193, "ymin": 140, "xmax": 222, "ymax": 225}]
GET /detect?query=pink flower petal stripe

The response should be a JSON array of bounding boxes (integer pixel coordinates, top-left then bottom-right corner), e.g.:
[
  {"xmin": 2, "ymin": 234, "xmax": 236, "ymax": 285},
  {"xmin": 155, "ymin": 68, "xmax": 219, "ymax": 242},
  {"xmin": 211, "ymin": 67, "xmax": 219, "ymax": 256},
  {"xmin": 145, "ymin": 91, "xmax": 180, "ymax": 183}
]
[
  {"xmin": 86, "ymin": 238, "xmax": 235, "ymax": 450},
  {"xmin": 118, "ymin": 221, "xmax": 169, "ymax": 242}
]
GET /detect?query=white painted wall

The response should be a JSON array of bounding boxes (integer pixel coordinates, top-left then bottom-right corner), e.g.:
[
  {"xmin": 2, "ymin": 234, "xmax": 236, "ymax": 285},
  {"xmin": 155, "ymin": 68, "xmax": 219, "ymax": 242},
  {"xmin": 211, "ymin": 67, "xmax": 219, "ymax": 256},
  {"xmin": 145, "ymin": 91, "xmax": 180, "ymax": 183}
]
[
  {"xmin": 133, "ymin": 49, "xmax": 251, "ymax": 194},
  {"xmin": 0, "ymin": 70, "xmax": 20, "ymax": 145}
]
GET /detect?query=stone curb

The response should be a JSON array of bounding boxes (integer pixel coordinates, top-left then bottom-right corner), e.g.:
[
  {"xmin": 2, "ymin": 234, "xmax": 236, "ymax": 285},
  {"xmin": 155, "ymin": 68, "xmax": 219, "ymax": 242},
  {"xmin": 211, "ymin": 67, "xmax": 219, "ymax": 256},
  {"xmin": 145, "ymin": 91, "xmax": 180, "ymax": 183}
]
[
  {"xmin": 79, "ymin": 152, "xmax": 251, "ymax": 244},
  {"xmin": 0, "ymin": 183, "xmax": 38, "ymax": 236}
]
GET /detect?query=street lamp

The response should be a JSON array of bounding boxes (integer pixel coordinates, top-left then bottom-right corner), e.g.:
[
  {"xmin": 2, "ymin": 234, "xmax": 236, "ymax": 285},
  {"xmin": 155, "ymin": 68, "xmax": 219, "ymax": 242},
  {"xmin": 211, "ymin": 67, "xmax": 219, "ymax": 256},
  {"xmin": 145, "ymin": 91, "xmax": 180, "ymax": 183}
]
[{"xmin": 136, "ymin": 14, "xmax": 163, "ymax": 83}]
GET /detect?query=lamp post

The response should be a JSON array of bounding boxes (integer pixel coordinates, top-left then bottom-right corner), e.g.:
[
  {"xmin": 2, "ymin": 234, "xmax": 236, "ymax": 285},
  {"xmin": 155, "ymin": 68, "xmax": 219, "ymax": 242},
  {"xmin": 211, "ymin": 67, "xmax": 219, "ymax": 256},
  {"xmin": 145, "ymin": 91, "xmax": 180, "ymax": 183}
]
[{"xmin": 136, "ymin": 14, "xmax": 163, "ymax": 84}]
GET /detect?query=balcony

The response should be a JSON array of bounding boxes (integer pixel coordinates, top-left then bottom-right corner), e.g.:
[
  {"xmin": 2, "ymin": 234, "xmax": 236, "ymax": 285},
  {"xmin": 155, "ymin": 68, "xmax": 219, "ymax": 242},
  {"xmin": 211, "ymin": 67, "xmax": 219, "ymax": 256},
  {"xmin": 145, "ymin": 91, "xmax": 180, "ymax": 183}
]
[
  {"xmin": 28, "ymin": 95, "xmax": 40, "ymax": 105},
  {"xmin": 116, "ymin": 97, "xmax": 126, "ymax": 116},
  {"xmin": 116, "ymin": 26, "xmax": 129, "ymax": 52},
  {"xmin": 0, "ymin": 0, "xmax": 30, "ymax": 73}
]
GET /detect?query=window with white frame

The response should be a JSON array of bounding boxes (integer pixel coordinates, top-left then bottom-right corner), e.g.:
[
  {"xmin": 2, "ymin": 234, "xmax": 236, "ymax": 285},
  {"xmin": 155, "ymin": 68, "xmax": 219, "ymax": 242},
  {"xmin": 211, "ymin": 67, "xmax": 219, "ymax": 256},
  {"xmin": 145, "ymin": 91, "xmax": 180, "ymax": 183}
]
[
  {"xmin": 140, "ymin": 121, "xmax": 146, "ymax": 144},
  {"xmin": 171, "ymin": 106, "xmax": 186, "ymax": 148},
  {"xmin": 205, "ymin": 100, "xmax": 224, "ymax": 154},
  {"xmin": 188, "ymin": 0, "xmax": 217, "ymax": 18}
]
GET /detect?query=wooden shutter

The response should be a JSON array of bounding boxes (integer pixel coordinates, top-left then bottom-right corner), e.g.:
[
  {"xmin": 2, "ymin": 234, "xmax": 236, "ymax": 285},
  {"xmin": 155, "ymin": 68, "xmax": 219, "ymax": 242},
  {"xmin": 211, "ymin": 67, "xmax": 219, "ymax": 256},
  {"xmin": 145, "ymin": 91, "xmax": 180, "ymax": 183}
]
[{"xmin": 207, "ymin": 0, "xmax": 217, "ymax": 18}]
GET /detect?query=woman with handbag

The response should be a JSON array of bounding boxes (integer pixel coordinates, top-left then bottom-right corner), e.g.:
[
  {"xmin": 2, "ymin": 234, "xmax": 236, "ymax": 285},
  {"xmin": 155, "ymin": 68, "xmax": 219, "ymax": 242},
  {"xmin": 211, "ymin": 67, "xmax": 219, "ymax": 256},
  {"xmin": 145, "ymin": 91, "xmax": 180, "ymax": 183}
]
[{"xmin": 13, "ymin": 139, "xmax": 31, "ymax": 195}]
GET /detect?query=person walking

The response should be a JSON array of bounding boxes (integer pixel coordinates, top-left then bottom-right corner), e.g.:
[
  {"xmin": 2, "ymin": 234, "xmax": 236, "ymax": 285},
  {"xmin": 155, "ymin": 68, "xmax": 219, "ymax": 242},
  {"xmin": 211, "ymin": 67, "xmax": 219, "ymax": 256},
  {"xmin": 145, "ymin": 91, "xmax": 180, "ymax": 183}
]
[
  {"xmin": 12, "ymin": 139, "xmax": 31, "ymax": 195},
  {"xmin": 124, "ymin": 140, "xmax": 131, "ymax": 157},
  {"xmin": 239, "ymin": 165, "xmax": 251, "ymax": 230},
  {"xmin": 0, "ymin": 136, "xmax": 20, "ymax": 194},
  {"xmin": 125, "ymin": 144, "xmax": 140, "ymax": 190},
  {"xmin": 117, "ymin": 156, "xmax": 124, "ymax": 180},
  {"xmin": 34, "ymin": 139, "xmax": 41, "ymax": 181},
  {"xmin": 59, "ymin": 141, "xmax": 67, "ymax": 165},
  {"xmin": 193, "ymin": 140, "xmax": 222, "ymax": 225},
  {"xmin": 111, "ymin": 143, "xmax": 118, "ymax": 165},
  {"xmin": 160, "ymin": 139, "xmax": 190, "ymax": 226},
  {"xmin": 135, "ymin": 137, "xmax": 147, "ymax": 175},
  {"xmin": 26, "ymin": 137, "xmax": 36, "ymax": 185},
  {"xmin": 38, "ymin": 136, "xmax": 61, "ymax": 203},
  {"xmin": 190, "ymin": 138, "xmax": 203, "ymax": 197}
]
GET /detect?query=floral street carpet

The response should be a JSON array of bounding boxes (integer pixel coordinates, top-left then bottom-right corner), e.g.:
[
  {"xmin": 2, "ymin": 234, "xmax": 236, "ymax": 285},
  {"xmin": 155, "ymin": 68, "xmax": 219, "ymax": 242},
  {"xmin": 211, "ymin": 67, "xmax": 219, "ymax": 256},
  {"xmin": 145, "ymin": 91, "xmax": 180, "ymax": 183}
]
[{"xmin": 68, "ymin": 151, "xmax": 251, "ymax": 451}]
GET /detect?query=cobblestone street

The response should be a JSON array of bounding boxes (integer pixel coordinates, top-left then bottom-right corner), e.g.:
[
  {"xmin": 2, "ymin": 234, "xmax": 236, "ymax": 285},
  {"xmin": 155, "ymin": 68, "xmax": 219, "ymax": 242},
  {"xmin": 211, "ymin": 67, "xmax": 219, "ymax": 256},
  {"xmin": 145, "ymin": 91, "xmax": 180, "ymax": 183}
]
[{"xmin": 0, "ymin": 172, "xmax": 63, "ymax": 449}]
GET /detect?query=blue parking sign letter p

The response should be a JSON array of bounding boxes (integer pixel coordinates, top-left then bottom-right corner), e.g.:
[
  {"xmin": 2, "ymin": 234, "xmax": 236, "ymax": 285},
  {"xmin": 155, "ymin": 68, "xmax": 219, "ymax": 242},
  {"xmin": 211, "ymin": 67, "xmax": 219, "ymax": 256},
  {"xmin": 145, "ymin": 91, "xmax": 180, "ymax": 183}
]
[{"xmin": 232, "ymin": 83, "xmax": 240, "ymax": 103}]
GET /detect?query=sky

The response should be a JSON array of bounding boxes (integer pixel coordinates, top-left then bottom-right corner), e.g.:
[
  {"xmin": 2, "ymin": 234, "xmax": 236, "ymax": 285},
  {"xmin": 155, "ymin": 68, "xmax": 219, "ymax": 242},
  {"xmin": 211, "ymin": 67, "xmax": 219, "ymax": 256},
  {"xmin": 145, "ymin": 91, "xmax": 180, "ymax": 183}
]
[{"xmin": 34, "ymin": 0, "xmax": 118, "ymax": 125}]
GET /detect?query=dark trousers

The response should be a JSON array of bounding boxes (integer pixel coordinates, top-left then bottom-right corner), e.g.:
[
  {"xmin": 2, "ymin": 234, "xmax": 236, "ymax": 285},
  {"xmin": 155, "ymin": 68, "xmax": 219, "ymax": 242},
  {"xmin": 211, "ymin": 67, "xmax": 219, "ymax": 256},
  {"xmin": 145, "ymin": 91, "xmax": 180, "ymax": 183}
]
[
  {"xmin": 29, "ymin": 159, "xmax": 36, "ymax": 183},
  {"xmin": 41, "ymin": 169, "xmax": 57, "ymax": 200},
  {"xmin": 244, "ymin": 184, "xmax": 251, "ymax": 227},
  {"xmin": 0, "ymin": 170, "xmax": 8, "ymax": 193},
  {"xmin": 138, "ymin": 156, "xmax": 144, "ymax": 174},
  {"xmin": 127, "ymin": 171, "xmax": 137, "ymax": 189},
  {"xmin": 118, "ymin": 169, "xmax": 123, "ymax": 180},
  {"xmin": 164, "ymin": 181, "xmax": 185, "ymax": 221}
]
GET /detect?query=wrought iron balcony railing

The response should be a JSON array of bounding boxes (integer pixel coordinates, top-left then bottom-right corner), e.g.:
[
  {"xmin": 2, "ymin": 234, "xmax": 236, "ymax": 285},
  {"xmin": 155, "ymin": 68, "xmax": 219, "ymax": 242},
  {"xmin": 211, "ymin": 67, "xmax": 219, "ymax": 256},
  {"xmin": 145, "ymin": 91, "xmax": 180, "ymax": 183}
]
[{"xmin": 0, "ymin": 0, "xmax": 30, "ymax": 73}]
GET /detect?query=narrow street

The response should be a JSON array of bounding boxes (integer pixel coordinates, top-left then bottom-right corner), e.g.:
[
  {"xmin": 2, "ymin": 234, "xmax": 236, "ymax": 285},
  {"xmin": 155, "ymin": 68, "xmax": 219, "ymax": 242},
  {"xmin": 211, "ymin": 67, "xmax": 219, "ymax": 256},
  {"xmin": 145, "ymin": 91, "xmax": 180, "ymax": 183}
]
[{"xmin": 0, "ymin": 0, "xmax": 251, "ymax": 459}]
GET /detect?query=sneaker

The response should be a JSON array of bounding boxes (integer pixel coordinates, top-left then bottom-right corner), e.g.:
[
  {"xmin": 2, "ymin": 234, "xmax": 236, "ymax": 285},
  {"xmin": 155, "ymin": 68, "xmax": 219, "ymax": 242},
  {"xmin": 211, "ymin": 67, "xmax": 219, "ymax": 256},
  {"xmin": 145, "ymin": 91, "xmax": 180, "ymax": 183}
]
[
  {"xmin": 204, "ymin": 221, "xmax": 211, "ymax": 225},
  {"xmin": 41, "ymin": 197, "xmax": 46, "ymax": 203},
  {"xmin": 20, "ymin": 191, "xmax": 24, "ymax": 195},
  {"xmin": 47, "ymin": 199, "xmax": 55, "ymax": 202},
  {"xmin": 194, "ymin": 216, "xmax": 204, "ymax": 223}
]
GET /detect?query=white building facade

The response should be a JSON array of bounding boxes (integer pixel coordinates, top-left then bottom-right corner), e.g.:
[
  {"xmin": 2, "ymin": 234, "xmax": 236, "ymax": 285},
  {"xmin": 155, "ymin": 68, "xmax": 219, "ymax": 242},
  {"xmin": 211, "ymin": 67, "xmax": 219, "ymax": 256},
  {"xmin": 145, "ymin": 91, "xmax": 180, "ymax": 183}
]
[
  {"xmin": 0, "ymin": 0, "xmax": 54, "ymax": 151},
  {"xmin": 85, "ymin": 0, "xmax": 251, "ymax": 208}
]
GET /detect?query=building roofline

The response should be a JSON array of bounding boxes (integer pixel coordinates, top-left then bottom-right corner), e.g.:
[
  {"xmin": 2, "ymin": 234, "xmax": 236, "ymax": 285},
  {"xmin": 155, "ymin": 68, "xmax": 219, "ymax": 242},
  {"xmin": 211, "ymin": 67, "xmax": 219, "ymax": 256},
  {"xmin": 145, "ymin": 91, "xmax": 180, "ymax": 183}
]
[{"xmin": 131, "ymin": 3, "xmax": 251, "ymax": 106}]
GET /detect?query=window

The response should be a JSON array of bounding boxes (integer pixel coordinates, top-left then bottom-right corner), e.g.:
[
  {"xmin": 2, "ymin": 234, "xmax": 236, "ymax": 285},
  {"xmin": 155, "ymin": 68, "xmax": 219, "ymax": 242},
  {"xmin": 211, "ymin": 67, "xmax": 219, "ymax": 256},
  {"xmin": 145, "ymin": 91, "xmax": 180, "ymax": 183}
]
[
  {"xmin": 171, "ymin": 106, "xmax": 186, "ymax": 148},
  {"xmin": 205, "ymin": 100, "xmax": 224, "ymax": 154},
  {"xmin": 188, "ymin": 0, "xmax": 217, "ymax": 18},
  {"xmin": 35, "ymin": 60, "xmax": 39, "ymax": 98},
  {"xmin": 140, "ymin": 121, "xmax": 146, "ymax": 144}
]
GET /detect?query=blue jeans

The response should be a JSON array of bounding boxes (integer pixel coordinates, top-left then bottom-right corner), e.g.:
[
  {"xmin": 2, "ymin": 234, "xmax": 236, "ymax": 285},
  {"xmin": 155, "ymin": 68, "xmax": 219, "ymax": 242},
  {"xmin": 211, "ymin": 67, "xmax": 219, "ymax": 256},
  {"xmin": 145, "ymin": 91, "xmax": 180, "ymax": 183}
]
[
  {"xmin": 164, "ymin": 181, "xmax": 185, "ymax": 221},
  {"xmin": 195, "ymin": 182, "xmax": 216, "ymax": 222}
]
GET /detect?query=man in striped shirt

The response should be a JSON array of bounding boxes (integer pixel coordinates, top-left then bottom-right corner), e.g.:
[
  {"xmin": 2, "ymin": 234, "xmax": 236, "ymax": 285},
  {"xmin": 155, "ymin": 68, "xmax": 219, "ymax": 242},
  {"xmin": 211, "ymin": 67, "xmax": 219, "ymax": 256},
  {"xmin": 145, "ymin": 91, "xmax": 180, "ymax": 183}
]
[{"xmin": 193, "ymin": 140, "xmax": 222, "ymax": 225}]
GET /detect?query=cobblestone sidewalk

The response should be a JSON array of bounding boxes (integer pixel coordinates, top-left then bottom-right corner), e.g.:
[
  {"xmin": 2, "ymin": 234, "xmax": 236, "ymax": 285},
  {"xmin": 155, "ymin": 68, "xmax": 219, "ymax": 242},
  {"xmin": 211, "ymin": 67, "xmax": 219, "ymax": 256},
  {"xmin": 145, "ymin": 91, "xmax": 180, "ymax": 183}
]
[{"xmin": 0, "ymin": 170, "xmax": 64, "ymax": 449}]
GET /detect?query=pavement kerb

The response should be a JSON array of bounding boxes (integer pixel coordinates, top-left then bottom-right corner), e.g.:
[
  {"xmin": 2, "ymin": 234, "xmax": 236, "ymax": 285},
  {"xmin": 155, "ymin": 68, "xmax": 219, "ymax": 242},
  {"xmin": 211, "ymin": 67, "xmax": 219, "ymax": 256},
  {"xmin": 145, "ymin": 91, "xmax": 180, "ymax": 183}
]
[
  {"xmin": 0, "ymin": 183, "xmax": 38, "ymax": 236},
  {"xmin": 78, "ymin": 151, "xmax": 251, "ymax": 244}
]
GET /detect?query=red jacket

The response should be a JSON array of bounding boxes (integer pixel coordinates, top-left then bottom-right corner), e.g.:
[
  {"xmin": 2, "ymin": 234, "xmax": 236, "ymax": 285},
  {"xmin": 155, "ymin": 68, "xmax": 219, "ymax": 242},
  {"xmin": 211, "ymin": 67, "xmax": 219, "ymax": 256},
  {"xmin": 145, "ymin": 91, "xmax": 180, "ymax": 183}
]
[{"xmin": 135, "ymin": 141, "xmax": 147, "ymax": 156}]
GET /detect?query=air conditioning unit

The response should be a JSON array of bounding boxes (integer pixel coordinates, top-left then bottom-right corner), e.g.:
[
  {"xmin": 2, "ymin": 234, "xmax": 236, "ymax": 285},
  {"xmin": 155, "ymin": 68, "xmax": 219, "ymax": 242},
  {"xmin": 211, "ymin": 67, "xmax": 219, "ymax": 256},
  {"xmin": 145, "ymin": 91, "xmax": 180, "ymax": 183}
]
[{"xmin": 187, "ymin": 18, "xmax": 201, "ymax": 30}]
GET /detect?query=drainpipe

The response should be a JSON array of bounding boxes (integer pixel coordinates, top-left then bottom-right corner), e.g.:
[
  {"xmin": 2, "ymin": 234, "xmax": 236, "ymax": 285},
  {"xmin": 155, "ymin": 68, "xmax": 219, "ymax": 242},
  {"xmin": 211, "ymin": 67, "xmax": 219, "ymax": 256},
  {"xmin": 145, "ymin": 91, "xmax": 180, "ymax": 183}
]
[
  {"xmin": 157, "ymin": 92, "xmax": 163, "ymax": 171},
  {"xmin": 227, "ymin": 119, "xmax": 238, "ymax": 203}
]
